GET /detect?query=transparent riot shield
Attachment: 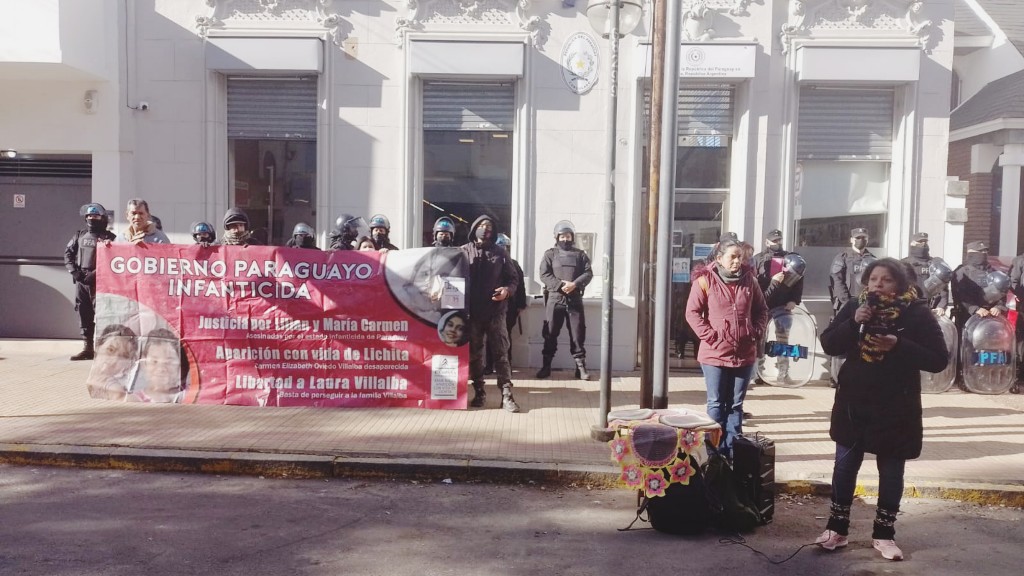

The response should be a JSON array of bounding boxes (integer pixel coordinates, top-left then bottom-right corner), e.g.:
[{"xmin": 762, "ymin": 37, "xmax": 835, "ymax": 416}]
[
  {"xmin": 921, "ymin": 314, "xmax": 957, "ymax": 393},
  {"xmin": 757, "ymin": 307, "xmax": 818, "ymax": 388},
  {"xmin": 961, "ymin": 315, "xmax": 1016, "ymax": 394}
]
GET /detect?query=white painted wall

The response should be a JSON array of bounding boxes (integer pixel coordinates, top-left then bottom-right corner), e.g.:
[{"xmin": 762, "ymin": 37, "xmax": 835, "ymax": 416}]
[{"xmin": 0, "ymin": 0, "xmax": 959, "ymax": 371}]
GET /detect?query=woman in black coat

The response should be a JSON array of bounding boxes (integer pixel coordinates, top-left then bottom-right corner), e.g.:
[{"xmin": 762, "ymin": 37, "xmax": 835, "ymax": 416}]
[{"xmin": 815, "ymin": 258, "xmax": 948, "ymax": 561}]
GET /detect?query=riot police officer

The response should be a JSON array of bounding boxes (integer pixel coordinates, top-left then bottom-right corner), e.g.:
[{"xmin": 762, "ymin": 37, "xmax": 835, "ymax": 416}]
[
  {"xmin": 329, "ymin": 214, "xmax": 366, "ymax": 251},
  {"xmin": 901, "ymin": 232, "xmax": 949, "ymax": 312},
  {"xmin": 829, "ymin": 228, "xmax": 876, "ymax": 317},
  {"xmin": 368, "ymin": 214, "xmax": 399, "ymax": 251},
  {"xmin": 190, "ymin": 221, "xmax": 216, "ymax": 246},
  {"xmin": 431, "ymin": 217, "xmax": 457, "ymax": 248},
  {"xmin": 485, "ymin": 233, "xmax": 527, "ymax": 374},
  {"xmin": 536, "ymin": 220, "xmax": 593, "ymax": 380},
  {"xmin": 752, "ymin": 229, "xmax": 805, "ymax": 382},
  {"xmin": 952, "ymin": 241, "xmax": 1005, "ymax": 330},
  {"xmin": 286, "ymin": 222, "xmax": 319, "ymax": 249},
  {"xmin": 65, "ymin": 203, "xmax": 117, "ymax": 360}
]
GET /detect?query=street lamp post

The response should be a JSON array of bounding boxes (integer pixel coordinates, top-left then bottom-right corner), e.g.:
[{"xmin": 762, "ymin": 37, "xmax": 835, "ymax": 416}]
[{"xmin": 586, "ymin": 0, "xmax": 643, "ymax": 440}]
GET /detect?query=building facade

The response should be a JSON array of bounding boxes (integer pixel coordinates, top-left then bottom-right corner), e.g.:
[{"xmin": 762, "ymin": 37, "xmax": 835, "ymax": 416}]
[{"xmin": 1, "ymin": 0, "xmax": 958, "ymax": 375}]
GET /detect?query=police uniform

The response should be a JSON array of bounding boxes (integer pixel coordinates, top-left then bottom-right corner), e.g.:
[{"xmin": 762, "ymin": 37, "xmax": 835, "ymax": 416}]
[
  {"xmin": 900, "ymin": 232, "xmax": 948, "ymax": 310},
  {"xmin": 829, "ymin": 229, "xmax": 876, "ymax": 315},
  {"xmin": 951, "ymin": 241, "xmax": 1005, "ymax": 331},
  {"xmin": 752, "ymin": 231, "xmax": 804, "ymax": 380},
  {"xmin": 64, "ymin": 204, "xmax": 117, "ymax": 360},
  {"xmin": 537, "ymin": 222, "xmax": 593, "ymax": 379}
]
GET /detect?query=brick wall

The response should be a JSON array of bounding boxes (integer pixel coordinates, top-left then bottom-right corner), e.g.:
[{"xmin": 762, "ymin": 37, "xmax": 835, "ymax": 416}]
[{"xmin": 948, "ymin": 137, "xmax": 997, "ymax": 256}]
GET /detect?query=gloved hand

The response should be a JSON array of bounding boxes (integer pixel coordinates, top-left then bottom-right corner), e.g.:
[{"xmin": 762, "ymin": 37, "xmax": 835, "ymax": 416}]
[
  {"xmin": 72, "ymin": 269, "xmax": 86, "ymax": 283},
  {"xmin": 83, "ymin": 270, "xmax": 96, "ymax": 285}
]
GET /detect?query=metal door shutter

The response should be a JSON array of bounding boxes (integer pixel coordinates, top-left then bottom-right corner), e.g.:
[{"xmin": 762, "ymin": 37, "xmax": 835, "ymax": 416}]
[
  {"xmin": 227, "ymin": 77, "xmax": 318, "ymax": 140},
  {"xmin": 423, "ymin": 82, "xmax": 515, "ymax": 131},
  {"xmin": 797, "ymin": 87, "xmax": 894, "ymax": 160},
  {"xmin": 642, "ymin": 85, "xmax": 735, "ymax": 140}
]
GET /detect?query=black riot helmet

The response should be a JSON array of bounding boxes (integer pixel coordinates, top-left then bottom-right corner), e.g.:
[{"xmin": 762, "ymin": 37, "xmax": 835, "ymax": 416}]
[
  {"xmin": 432, "ymin": 217, "xmax": 456, "ymax": 246},
  {"xmin": 292, "ymin": 222, "xmax": 316, "ymax": 248},
  {"xmin": 368, "ymin": 214, "xmax": 391, "ymax": 232},
  {"xmin": 922, "ymin": 257, "xmax": 953, "ymax": 298},
  {"xmin": 191, "ymin": 221, "xmax": 216, "ymax": 244},
  {"xmin": 81, "ymin": 203, "xmax": 108, "ymax": 231},
  {"xmin": 782, "ymin": 253, "xmax": 806, "ymax": 287},
  {"xmin": 983, "ymin": 270, "xmax": 1011, "ymax": 305},
  {"xmin": 330, "ymin": 214, "xmax": 367, "ymax": 249},
  {"xmin": 553, "ymin": 220, "xmax": 576, "ymax": 239}
]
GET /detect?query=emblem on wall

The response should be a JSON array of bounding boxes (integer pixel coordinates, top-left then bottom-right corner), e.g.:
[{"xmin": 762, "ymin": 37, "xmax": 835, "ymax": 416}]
[{"xmin": 560, "ymin": 32, "xmax": 600, "ymax": 95}]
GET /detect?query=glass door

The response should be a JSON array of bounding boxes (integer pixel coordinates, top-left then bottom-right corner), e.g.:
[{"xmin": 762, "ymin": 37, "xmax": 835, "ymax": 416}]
[{"xmin": 670, "ymin": 192, "xmax": 726, "ymax": 369}]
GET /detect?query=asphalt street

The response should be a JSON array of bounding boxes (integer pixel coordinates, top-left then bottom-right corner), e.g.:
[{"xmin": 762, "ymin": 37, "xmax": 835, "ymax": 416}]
[{"xmin": 1, "ymin": 464, "xmax": 1021, "ymax": 576}]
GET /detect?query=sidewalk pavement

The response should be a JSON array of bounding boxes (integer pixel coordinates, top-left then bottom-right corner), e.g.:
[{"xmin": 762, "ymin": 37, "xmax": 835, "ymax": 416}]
[{"xmin": 1, "ymin": 339, "xmax": 1022, "ymax": 506}]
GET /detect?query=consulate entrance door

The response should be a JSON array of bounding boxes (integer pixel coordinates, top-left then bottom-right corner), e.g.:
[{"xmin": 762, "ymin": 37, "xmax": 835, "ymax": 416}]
[{"xmin": 669, "ymin": 191, "xmax": 726, "ymax": 369}]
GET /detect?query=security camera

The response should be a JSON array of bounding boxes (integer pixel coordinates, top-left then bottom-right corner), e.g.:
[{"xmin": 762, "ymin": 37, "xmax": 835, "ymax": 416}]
[{"xmin": 139, "ymin": 102, "xmax": 150, "ymax": 111}]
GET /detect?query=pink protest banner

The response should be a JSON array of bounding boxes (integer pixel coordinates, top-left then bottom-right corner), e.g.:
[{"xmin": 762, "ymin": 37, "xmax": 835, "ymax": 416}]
[{"xmin": 86, "ymin": 244, "xmax": 469, "ymax": 409}]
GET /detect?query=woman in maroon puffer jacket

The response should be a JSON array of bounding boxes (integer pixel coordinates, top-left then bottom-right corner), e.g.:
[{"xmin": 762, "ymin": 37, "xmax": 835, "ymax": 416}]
[{"xmin": 685, "ymin": 239, "xmax": 768, "ymax": 458}]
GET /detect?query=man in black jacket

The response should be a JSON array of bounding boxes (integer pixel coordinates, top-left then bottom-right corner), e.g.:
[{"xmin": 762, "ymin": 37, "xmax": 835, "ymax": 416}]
[
  {"xmin": 536, "ymin": 220, "xmax": 593, "ymax": 380},
  {"xmin": 461, "ymin": 215, "xmax": 520, "ymax": 412},
  {"xmin": 65, "ymin": 203, "xmax": 117, "ymax": 360},
  {"xmin": 901, "ymin": 232, "xmax": 948, "ymax": 312},
  {"xmin": 485, "ymin": 233, "xmax": 526, "ymax": 374},
  {"xmin": 752, "ymin": 229, "xmax": 804, "ymax": 381},
  {"xmin": 829, "ymin": 228, "xmax": 875, "ymax": 317}
]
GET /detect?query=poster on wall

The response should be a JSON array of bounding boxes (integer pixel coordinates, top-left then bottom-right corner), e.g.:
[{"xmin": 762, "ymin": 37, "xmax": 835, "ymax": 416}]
[{"xmin": 85, "ymin": 244, "xmax": 470, "ymax": 409}]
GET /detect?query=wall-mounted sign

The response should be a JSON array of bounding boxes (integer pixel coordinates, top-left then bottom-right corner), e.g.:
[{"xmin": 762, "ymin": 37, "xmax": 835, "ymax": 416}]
[
  {"xmin": 561, "ymin": 32, "xmax": 600, "ymax": 95},
  {"xmin": 13, "ymin": 194, "xmax": 26, "ymax": 208},
  {"xmin": 680, "ymin": 44, "xmax": 755, "ymax": 78}
]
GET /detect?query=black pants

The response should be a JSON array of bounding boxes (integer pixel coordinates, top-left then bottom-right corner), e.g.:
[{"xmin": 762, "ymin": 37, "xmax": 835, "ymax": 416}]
[
  {"xmin": 542, "ymin": 303, "xmax": 586, "ymax": 359},
  {"xmin": 486, "ymin": 313, "xmax": 518, "ymax": 369},
  {"xmin": 75, "ymin": 280, "xmax": 96, "ymax": 341},
  {"xmin": 469, "ymin": 314, "xmax": 512, "ymax": 386}
]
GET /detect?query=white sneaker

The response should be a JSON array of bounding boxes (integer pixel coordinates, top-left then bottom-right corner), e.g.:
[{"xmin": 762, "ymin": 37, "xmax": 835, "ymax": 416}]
[
  {"xmin": 815, "ymin": 530, "xmax": 848, "ymax": 551},
  {"xmin": 872, "ymin": 539, "xmax": 904, "ymax": 561}
]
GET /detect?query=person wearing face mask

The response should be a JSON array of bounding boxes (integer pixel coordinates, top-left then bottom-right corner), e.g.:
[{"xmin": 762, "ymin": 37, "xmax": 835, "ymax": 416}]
[
  {"xmin": 951, "ymin": 241, "xmax": 1006, "ymax": 388},
  {"xmin": 900, "ymin": 232, "xmax": 948, "ymax": 313},
  {"xmin": 286, "ymin": 222, "xmax": 319, "ymax": 250},
  {"xmin": 536, "ymin": 221, "xmax": 593, "ymax": 380},
  {"xmin": 190, "ymin": 221, "xmax": 216, "ymax": 247},
  {"xmin": 685, "ymin": 239, "xmax": 768, "ymax": 460},
  {"xmin": 951, "ymin": 241, "xmax": 1004, "ymax": 330},
  {"xmin": 368, "ymin": 214, "xmax": 399, "ymax": 251},
  {"xmin": 752, "ymin": 229, "xmax": 804, "ymax": 383},
  {"xmin": 329, "ymin": 214, "xmax": 367, "ymax": 251},
  {"xmin": 460, "ymin": 215, "xmax": 521, "ymax": 412},
  {"xmin": 431, "ymin": 217, "xmax": 457, "ymax": 248},
  {"xmin": 65, "ymin": 203, "xmax": 118, "ymax": 360},
  {"xmin": 218, "ymin": 208, "xmax": 260, "ymax": 246},
  {"xmin": 829, "ymin": 228, "xmax": 876, "ymax": 319}
]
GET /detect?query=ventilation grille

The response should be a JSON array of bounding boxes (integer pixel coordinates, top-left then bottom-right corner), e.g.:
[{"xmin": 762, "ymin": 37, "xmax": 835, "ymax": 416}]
[{"xmin": 0, "ymin": 159, "xmax": 92, "ymax": 178}]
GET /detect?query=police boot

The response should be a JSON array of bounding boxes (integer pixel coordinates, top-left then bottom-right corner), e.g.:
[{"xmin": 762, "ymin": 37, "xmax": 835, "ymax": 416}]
[
  {"xmin": 535, "ymin": 356, "xmax": 553, "ymax": 379},
  {"xmin": 574, "ymin": 357, "xmax": 590, "ymax": 381},
  {"xmin": 501, "ymin": 384, "xmax": 521, "ymax": 413},
  {"xmin": 470, "ymin": 381, "xmax": 487, "ymax": 408},
  {"xmin": 70, "ymin": 338, "xmax": 94, "ymax": 361}
]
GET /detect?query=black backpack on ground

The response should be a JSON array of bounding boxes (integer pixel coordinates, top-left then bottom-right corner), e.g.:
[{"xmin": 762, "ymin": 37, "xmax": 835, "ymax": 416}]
[{"xmin": 636, "ymin": 454, "xmax": 713, "ymax": 535}]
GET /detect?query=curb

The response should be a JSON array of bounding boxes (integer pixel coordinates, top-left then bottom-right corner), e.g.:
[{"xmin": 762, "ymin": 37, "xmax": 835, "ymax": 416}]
[{"xmin": 2, "ymin": 443, "xmax": 1022, "ymax": 507}]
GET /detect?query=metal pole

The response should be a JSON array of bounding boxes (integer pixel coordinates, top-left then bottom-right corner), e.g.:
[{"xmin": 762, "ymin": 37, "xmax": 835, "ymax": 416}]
[
  {"xmin": 640, "ymin": 0, "xmax": 668, "ymax": 409},
  {"xmin": 652, "ymin": 0, "xmax": 682, "ymax": 409},
  {"xmin": 591, "ymin": 0, "xmax": 621, "ymax": 441}
]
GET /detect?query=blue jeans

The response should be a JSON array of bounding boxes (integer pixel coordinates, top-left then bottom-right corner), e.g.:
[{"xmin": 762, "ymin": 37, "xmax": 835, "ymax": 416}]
[
  {"xmin": 831, "ymin": 443, "xmax": 906, "ymax": 512},
  {"xmin": 700, "ymin": 364, "xmax": 754, "ymax": 457}
]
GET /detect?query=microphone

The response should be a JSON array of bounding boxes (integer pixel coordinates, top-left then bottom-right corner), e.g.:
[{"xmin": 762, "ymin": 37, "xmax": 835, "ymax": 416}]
[{"xmin": 859, "ymin": 292, "xmax": 881, "ymax": 339}]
